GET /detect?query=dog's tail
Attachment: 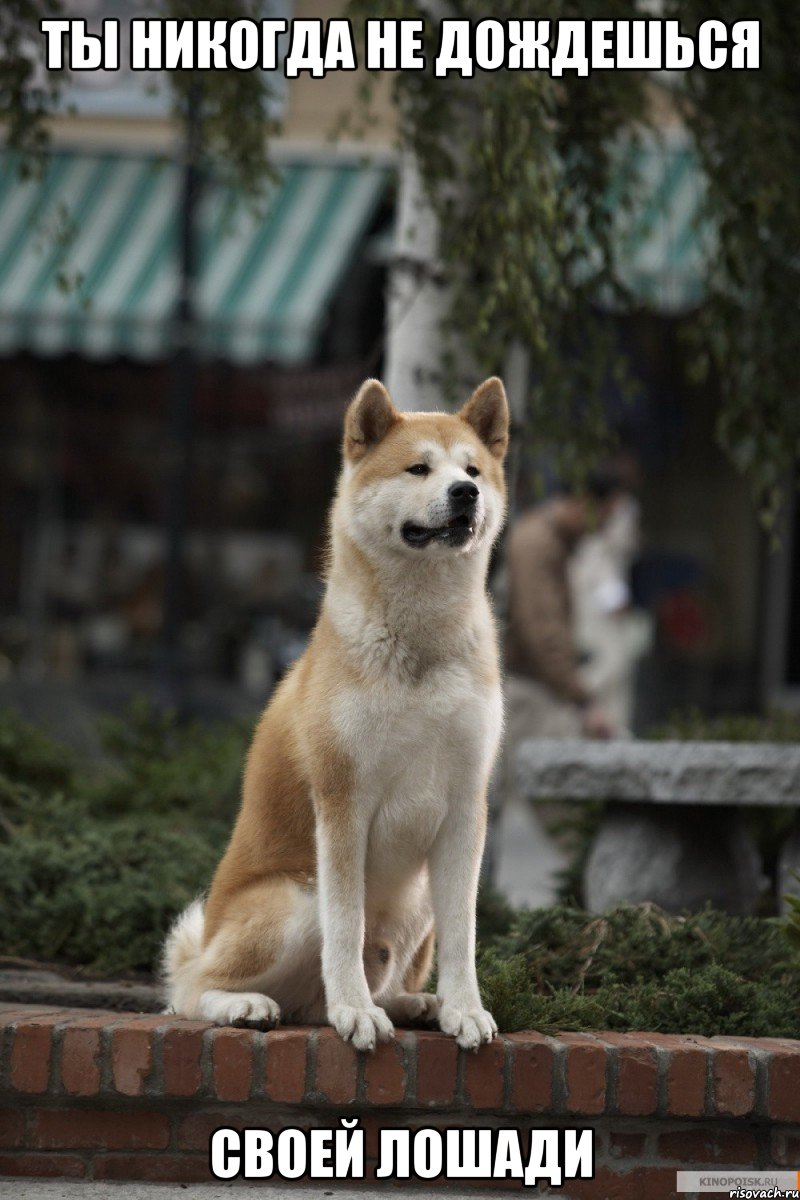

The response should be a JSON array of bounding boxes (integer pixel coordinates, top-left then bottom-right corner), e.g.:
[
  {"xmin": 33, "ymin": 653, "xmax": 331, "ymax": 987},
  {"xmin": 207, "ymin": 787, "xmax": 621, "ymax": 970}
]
[{"xmin": 161, "ymin": 898, "xmax": 206, "ymax": 1014}]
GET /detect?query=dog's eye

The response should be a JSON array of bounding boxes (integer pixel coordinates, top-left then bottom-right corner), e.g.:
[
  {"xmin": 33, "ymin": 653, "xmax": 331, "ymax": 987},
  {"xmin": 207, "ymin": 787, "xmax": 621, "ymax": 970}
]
[
  {"xmin": 406, "ymin": 463, "xmax": 430, "ymax": 476},
  {"xmin": 466, "ymin": 465, "xmax": 480, "ymax": 478}
]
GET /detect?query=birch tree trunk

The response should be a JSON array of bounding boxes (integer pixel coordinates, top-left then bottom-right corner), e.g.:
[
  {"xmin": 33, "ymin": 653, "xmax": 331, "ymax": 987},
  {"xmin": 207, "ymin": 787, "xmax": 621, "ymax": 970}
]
[{"xmin": 383, "ymin": 150, "xmax": 452, "ymax": 412}]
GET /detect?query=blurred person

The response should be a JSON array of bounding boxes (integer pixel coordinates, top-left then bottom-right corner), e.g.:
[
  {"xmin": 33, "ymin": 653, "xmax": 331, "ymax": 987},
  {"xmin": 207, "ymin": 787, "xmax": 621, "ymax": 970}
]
[
  {"xmin": 570, "ymin": 490, "xmax": 653, "ymax": 733},
  {"xmin": 503, "ymin": 469, "xmax": 627, "ymax": 744},
  {"xmin": 488, "ymin": 469, "xmax": 628, "ymax": 909}
]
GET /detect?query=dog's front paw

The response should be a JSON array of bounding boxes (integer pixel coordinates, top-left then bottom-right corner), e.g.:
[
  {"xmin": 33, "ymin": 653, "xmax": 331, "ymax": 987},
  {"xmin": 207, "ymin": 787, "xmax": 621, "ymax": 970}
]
[
  {"xmin": 438, "ymin": 1002, "xmax": 497, "ymax": 1050},
  {"xmin": 329, "ymin": 1003, "xmax": 394, "ymax": 1051},
  {"xmin": 384, "ymin": 992, "xmax": 440, "ymax": 1025},
  {"xmin": 199, "ymin": 989, "xmax": 281, "ymax": 1029}
]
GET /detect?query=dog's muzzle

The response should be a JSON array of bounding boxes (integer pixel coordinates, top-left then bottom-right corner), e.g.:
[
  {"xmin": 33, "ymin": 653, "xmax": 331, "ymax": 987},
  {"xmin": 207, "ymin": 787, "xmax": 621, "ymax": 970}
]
[{"xmin": 401, "ymin": 482, "xmax": 480, "ymax": 548}]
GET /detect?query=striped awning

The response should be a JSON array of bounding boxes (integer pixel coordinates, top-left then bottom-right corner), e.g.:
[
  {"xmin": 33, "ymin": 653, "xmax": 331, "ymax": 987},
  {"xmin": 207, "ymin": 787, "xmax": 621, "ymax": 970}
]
[
  {"xmin": 0, "ymin": 151, "xmax": 389, "ymax": 363},
  {"xmin": 610, "ymin": 133, "xmax": 712, "ymax": 313}
]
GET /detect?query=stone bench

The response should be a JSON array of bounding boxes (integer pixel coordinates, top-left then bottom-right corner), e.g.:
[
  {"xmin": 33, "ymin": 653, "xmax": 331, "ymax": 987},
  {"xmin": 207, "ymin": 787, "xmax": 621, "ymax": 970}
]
[{"xmin": 516, "ymin": 740, "xmax": 800, "ymax": 914}]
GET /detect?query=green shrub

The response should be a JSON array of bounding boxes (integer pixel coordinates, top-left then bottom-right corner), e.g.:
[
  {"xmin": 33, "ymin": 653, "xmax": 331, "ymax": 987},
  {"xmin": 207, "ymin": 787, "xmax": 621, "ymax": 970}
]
[
  {"xmin": 475, "ymin": 903, "xmax": 800, "ymax": 1037},
  {"xmin": 493, "ymin": 903, "xmax": 795, "ymax": 990},
  {"xmin": 0, "ymin": 811, "xmax": 226, "ymax": 974},
  {"xmin": 478, "ymin": 958, "xmax": 799, "ymax": 1040},
  {"xmin": 0, "ymin": 707, "xmax": 74, "ymax": 791},
  {"xmin": 648, "ymin": 707, "xmax": 800, "ymax": 743},
  {"xmin": 0, "ymin": 701, "xmax": 245, "ymax": 975},
  {"xmin": 90, "ymin": 697, "xmax": 248, "ymax": 820},
  {"xmin": 785, "ymin": 873, "xmax": 800, "ymax": 954}
]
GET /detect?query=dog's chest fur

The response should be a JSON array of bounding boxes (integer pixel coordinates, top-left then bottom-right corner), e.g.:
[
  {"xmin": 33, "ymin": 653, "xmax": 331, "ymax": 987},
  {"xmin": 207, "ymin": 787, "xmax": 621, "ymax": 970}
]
[{"xmin": 329, "ymin": 594, "xmax": 503, "ymax": 889}]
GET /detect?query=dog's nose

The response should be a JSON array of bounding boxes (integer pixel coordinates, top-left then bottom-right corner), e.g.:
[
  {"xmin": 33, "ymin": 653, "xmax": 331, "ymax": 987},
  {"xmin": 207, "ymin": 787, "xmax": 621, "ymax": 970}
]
[{"xmin": 448, "ymin": 480, "xmax": 479, "ymax": 508}]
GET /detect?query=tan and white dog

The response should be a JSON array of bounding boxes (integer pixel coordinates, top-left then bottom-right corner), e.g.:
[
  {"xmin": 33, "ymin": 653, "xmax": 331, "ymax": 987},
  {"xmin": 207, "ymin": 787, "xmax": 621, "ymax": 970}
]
[{"xmin": 163, "ymin": 376, "xmax": 509, "ymax": 1051}]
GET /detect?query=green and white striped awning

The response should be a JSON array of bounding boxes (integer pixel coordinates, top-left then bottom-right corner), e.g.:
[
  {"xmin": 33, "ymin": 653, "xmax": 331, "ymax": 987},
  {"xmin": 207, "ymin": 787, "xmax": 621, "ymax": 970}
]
[
  {"xmin": 0, "ymin": 151, "xmax": 389, "ymax": 363},
  {"xmin": 610, "ymin": 133, "xmax": 712, "ymax": 313}
]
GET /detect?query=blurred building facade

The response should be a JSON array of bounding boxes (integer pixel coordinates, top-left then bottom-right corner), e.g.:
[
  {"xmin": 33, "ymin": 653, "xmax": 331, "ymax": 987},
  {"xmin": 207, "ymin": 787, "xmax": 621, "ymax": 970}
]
[
  {"xmin": 0, "ymin": 0, "xmax": 398, "ymax": 700},
  {"xmin": 0, "ymin": 7, "xmax": 792, "ymax": 724}
]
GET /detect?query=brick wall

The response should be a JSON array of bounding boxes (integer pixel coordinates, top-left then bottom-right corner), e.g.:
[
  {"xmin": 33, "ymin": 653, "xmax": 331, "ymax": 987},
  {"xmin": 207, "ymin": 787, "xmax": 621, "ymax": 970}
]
[{"xmin": 1, "ymin": 1004, "xmax": 799, "ymax": 1195}]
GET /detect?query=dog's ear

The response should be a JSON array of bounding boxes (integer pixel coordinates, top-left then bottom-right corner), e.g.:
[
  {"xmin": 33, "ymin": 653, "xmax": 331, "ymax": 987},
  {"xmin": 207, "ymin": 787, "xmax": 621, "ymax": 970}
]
[
  {"xmin": 459, "ymin": 377, "xmax": 509, "ymax": 460},
  {"xmin": 344, "ymin": 379, "xmax": 400, "ymax": 462}
]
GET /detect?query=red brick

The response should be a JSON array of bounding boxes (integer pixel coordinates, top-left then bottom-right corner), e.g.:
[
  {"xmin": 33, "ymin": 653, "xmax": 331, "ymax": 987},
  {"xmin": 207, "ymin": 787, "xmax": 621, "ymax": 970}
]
[
  {"xmin": 363, "ymin": 1035, "xmax": 408, "ymax": 1105},
  {"xmin": 314, "ymin": 1028, "xmax": 358, "ymax": 1104},
  {"xmin": 414, "ymin": 1032, "xmax": 457, "ymax": 1106},
  {"xmin": 603, "ymin": 1034, "xmax": 658, "ymax": 1116},
  {"xmin": 771, "ymin": 1130, "xmax": 800, "ymax": 1166},
  {"xmin": 712, "ymin": 1035, "xmax": 783, "ymax": 1052},
  {"xmin": 46, "ymin": 1007, "xmax": 119, "ymax": 1023},
  {"xmin": 162, "ymin": 1022, "xmax": 207, "ymax": 1097},
  {"xmin": 177, "ymin": 1110, "xmax": 238, "ymax": 1152},
  {"xmin": 567, "ymin": 1166, "xmax": 667, "ymax": 1200},
  {"xmin": 111, "ymin": 1014, "xmax": 172, "ymax": 1030},
  {"xmin": 769, "ymin": 1048, "xmax": 800, "ymax": 1122},
  {"xmin": 9, "ymin": 1016, "xmax": 63, "ymax": 1093},
  {"xmin": 464, "ymin": 1035, "xmax": 506, "ymax": 1110},
  {"xmin": 562, "ymin": 1033, "xmax": 606, "ymax": 1115},
  {"xmin": 61, "ymin": 1012, "xmax": 122, "ymax": 1032},
  {"xmin": 740, "ymin": 1036, "xmax": 800, "ymax": 1053},
  {"xmin": 508, "ymin": 1033, "xmax": 554, "ymax": 1114},
  {"xmin": 3, "ymin": 1003, "xmax": 110, "ymax": 1022},
  {"xmin": 642, "ymin": 1167, "xmax": 682, "ymax": 1200},
  {"xmin": 605, "ymin": 1031, "xmax": 655, "ymax": 1046},
  {"xmin": 666, "ymin": 1045, "xmax": 708, "ymax": 1117},
  {"xmin": 94, "ymin": 1153, "xmax": 213, "ymax": 1183},
  {"xmin": 0, "ymin": 1107, "xmax": 25, "ymax": 1148},
  {"xmin": 111, "ymin": 1025, "xmax": 154, "ymax": 1096},
  {"xmin": 546, "ymin": 1171, "xmax": 681, "ymax": 1200},
  {"xmin": 712, "ymin": 1048, "xmax": 755, "ymax": 1117},
  {"xmin": 658, "ymin": 1128, "xmax": 758, "ymax": 1165},
  {"xmin": 359, "ymin": 1114, "xmax": 390, "ymax": 1160},
  {"xmin": 0, "ymin": 1152, "xmax": 86, "ymax": 1178},
  {"xmin": 263, "ymin": 1029, "xmax": 309, "ymax": 1103},
  {"xmin": 31, "ymin": 1108, "xmax": 169, "ymax": 1151},
  {"xmin": 359, "ymin": 1160, "xmax": 381, "ymax": 1186},
  {"xmin": 60, "ymin": 1027, "xmax": 102, "ymax": 1097},
  {"xmin": 177, "ymin": 1110, "xmax": 316, "ymax": 1153},
  {"xmin": 0, "ymin": 1006, "xmax": 64, "ymax": 1024},
  {"xmin": 608, "ymin": 1131, "xmax": 647, "ymax": 1159},
  {"xmin": 567, "ymin": 1166, "xmax": 682, "ymax": 1200},
  {"xmin": 211, "ymin": 1027, "xmax": 254, "ymax": 1102}
]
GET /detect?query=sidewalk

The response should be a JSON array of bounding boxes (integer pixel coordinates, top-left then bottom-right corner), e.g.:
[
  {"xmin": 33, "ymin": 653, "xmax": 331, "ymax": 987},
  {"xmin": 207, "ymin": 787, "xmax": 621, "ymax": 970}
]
[{"xmin": 2, "ymin": 1184, "xmax": 501, "ymax": 1199}]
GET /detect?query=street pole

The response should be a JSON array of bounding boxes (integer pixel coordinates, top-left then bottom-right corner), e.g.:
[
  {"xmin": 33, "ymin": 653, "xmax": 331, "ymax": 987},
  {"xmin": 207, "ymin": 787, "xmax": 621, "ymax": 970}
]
[
  {"xmin": 160, "ymin": 83, "xmax": 202, "ymax": 714},
  {"xmin": 483, "ymin": 340, "xmax": 530, "ymax": 887}
]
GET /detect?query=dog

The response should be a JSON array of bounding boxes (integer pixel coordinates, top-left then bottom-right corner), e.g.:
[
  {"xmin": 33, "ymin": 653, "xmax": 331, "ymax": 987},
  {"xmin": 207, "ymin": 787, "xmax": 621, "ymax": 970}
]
[{"xmin": 163, "ymin": 376, "xmax": 509, "ymax": 1051}]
